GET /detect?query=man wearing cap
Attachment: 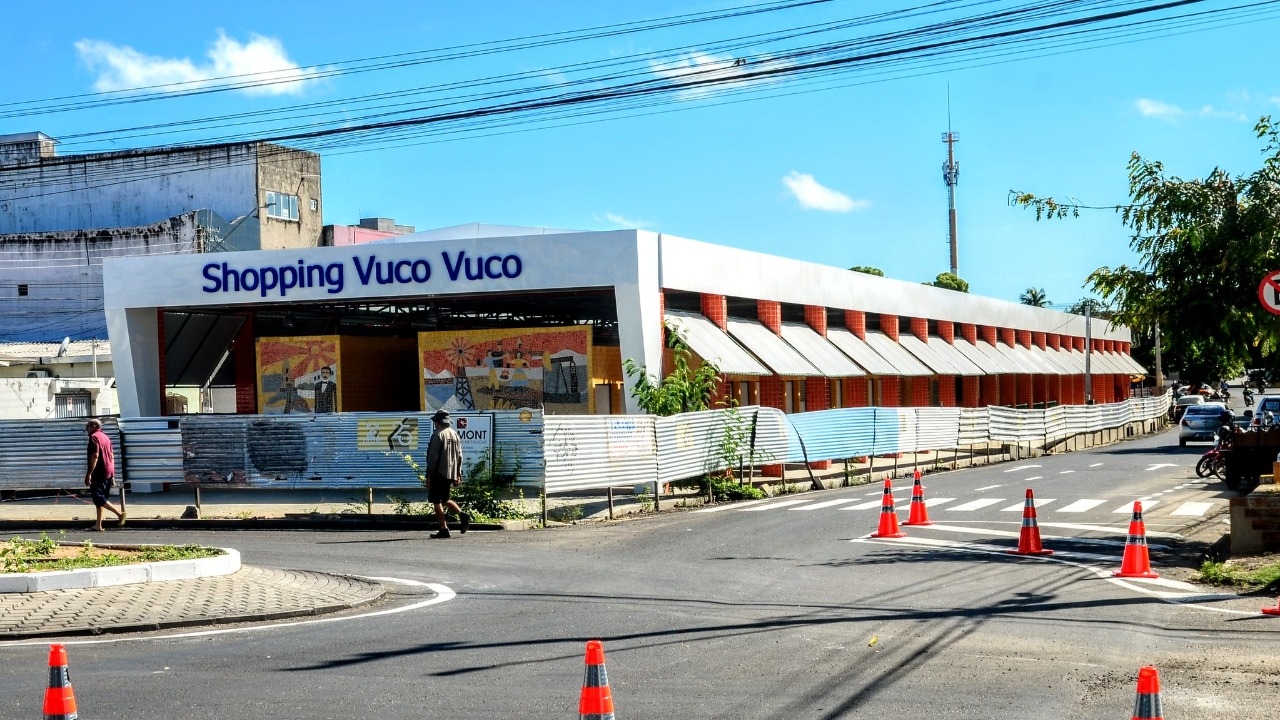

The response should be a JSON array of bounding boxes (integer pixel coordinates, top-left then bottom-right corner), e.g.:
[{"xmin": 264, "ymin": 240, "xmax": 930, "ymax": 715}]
[
  {"xmin": 84, "ymin": 419, "xmax": 125, "ymax": 531},
  {"xmin": 424, "ymin": 410, "xmax": 470, "ymax": 539}
]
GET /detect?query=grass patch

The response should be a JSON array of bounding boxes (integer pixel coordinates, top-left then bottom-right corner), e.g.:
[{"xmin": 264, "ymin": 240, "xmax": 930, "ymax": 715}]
[
  {"xmin": 1194, "ymin": 555, "xmax": 1280, "ymax": 592},
  {"xmin": 1, "ymin": 534, "xmax": 222, "ymax": 574}
]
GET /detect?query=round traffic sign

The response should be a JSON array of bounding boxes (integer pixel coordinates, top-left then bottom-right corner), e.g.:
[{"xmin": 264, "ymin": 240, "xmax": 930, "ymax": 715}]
[{"xmin": 1259, "ymin": 271, "xmax": 1280, "ymax": 316}]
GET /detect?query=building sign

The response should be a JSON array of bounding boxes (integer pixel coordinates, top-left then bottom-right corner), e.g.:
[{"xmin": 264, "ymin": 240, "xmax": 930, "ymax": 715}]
[
  {"xmin": 357, "ymin": 413, "xmax": 493, "ymax": 470},
  {"xmin": 202, "ymin": 250, "xmax": 523, "ymax": 299},
  {"xmin": 357, "ymin": 417, "xmax": 419, "ymax": 451},
  {"xmin": 418, "ymin": 327, "xmax": 592, "ymax": 414}
]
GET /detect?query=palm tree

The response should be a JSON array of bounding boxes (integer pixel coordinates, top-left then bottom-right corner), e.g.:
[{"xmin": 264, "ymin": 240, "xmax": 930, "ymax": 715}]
[{"xmin": 1020, "ymin": 287, "xmax": 1050, "ymax": 307}]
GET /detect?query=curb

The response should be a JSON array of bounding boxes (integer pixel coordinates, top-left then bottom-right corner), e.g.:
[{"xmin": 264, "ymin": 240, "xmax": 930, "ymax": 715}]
[
  {"xmin": 0, "ymin": 518, "xmax": 507, "ymax": 532},
  {"xmin": 0, "ymin": 546, "xmax": 240, "ymax": 593}
]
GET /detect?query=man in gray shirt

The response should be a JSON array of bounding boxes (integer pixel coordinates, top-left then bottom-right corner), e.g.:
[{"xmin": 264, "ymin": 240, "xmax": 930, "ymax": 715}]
[{"xmin": 425, "ymin": 410, "xmax": 470, "ymax": 539}]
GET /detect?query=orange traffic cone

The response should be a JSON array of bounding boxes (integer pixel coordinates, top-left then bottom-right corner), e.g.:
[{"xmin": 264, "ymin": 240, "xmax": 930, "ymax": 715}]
[
  {"xmin": 1114, "ymin": 501, "xmax": 1159, "ymax": 578},
  {"xmin": 578, "ymin": 640, "xmax": 615, "ymax": 720},
  {"xmin": 1008, "ymin": 489, "xmax": 1052, "ymax": 555},
  {"xmin": 902, "ymin": 471, "xmax": 932, "ymax": 526},
  {"xmin": 1262, "ymin": 595, "xmax": 1280, "ymax": 616},
  {"xmin": 43, "ymin": 644, "xmax": 78, "ymax": 720},
  {"xmin": 1130, "ymin": 666, "xmax": 1163, "ymax": 719},
  {"xmin": 870, "ymin": 478, "xmax": 906, "ymax": 538}
]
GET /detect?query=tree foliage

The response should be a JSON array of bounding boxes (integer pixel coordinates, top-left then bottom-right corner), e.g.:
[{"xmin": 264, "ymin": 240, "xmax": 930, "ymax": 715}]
[
  {"xmin": 1011, "ymin": 117, "xmax": 1280, "ymax": 382},
  {"xmin": 623, "ymin": 330, "xmax": 723, "ymax": 416},
  {"xmin": 849, "ymin": 265, "xmax": 885, "ymax": 276},
  {"xmin": 926, "ymin": 272, "xmax": 969, "ymax": 292},
  {"xmin": 1019, "ymin": 287, "xmax": 1050, "ymax": 307},
  {"xmin": 1065, "ymin": 297, "xmax": 1112, "ymax": 320}
]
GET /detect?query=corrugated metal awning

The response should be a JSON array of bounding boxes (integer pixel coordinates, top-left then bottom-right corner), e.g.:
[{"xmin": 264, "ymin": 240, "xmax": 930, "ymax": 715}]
[
  {"xmin": 779, "ymin": 323, "xmax": 865, "ymax": 377},
  {"xmin": 1111, "ymin": 352, "xmax": 1148, "ymax": 375},
  {"xmin": 726, "ymin": 319, "xmax": 823, "ymax": 376},
  {"xmin": 1024, "ymin": 345, "xmax": 1072, "ymax": 375},
  {"xmin": 862, "ymin": 332, "xmax": 933, "ymax": 376},
  {"xmin": 924, "ymin": 338, "xmax": 985, "ymax": 376},
  {"xmin": 951, "ymin": 339, "xmax": 1004, "ymax": 373},
  {"xmin": 827, "ymin": 329, "xmax": 900, "ymax": 375},
  {"xmin": 898, "ymin": 335, "xmax": 964, "ymax": 375},
  {"xmin": 1088, "ymin": 350, "xmax": 1126, "ymax": 375},
  {"xmin": 664, "ymin": 311, "xmax": 770, "ymax": 376},
  {"xmin": 988, "ymin": 343, "xmax": 1039, "ymax": 374},
  {"xmin": 971, "ymin": 341, "xmax": 1023, "ymax": 374},
  {"xmin": 1047, "ymin": 347, "xmax": 1085, "ymax": 374}
]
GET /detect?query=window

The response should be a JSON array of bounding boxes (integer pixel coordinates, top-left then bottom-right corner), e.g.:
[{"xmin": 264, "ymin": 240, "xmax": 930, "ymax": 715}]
[
  {"xmin": 17, "ymin": 284, "xmax": 28, "ymax": 296},
  {"xmin": 265, "ymin": 191, "xmax": 300, "ymax": 221},
  {"xmin": 310, "ymin": 198, "xmax": 318, "ymax": 211}
]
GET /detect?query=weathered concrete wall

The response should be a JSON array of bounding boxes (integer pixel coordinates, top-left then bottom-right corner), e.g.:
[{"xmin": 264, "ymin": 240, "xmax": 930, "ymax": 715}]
[
  {"xmin": 256, "ymin": 143, "xmax": 322, "ymax": 250},
  {"xmin": 0, "ymin": 377, "xmax": 118, "ymax": 419},
  {"xmin": 1230, "ymin": 484, "xmax": 1280, "ymax": 554}
]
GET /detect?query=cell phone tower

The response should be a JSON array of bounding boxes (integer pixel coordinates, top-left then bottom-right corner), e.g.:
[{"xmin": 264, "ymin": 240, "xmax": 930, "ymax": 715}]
[{"xmin": 941, "ymin": 88, "xmax": 960, "ymax": 276}]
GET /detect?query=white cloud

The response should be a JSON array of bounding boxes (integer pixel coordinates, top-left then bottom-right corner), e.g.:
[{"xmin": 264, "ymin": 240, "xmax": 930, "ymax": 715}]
[
  {"xmin": 1198, "ymin": 105, "xmax": 1249, "ymax": 122},
  {"xmin": 1135, "ymin": 98, "xmax": 1185, "ymax": 119},
  {"xmin": 782, "ymin": 172, "xmax": 869, "ymax": 213},
  {"xmin": 76, "ymin": 32, "xmax": 319, "ymax": 95},
  {"xmin": 603, "ymin": 212, "xmax": 652, "ymax": 229}
]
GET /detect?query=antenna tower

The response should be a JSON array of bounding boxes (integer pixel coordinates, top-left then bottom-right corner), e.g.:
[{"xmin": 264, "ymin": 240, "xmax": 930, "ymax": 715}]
[{"xmin": 941, "ymin": 87, "xmax": 960, "ymax": 276}]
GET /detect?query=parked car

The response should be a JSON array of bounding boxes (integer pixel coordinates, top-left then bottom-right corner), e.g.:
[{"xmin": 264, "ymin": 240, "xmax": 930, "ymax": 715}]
[
  {"xmin": 1250, "ymin": 394, "xmax": 1280, "ymax": 425},
  {"xmin": 1172, "ymin": 393, "xmax": 1204, "ymax": 422},
  {"xmin": 1179, "ymin": 402, "xmax": 1227, "ymax": 447}
]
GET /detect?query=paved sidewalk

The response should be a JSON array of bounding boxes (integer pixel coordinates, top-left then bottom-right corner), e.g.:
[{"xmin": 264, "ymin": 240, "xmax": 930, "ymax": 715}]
[{"xmin": 0, "ymin": 566, "xmax": 385, "ymax": 640}]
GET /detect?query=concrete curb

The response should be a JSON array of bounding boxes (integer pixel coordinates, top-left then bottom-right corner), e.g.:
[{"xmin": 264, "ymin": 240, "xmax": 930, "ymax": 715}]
[
  {"xmin": 0, "ymin": 518, "xmax": 507, "ymax": 532},
  {"xmin": 0, "ymin": 545, "xmax": 240, "ymax": 593}
]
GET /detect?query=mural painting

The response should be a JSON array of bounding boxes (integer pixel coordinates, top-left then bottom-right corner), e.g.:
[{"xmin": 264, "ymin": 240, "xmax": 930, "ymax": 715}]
[
  {"xmin": 256, "ymin": 336, "xmax": 340, "ymax": 414},
  {"xmin": 418, "ymin": 327, "xmax": 591, "ymax": 414}
]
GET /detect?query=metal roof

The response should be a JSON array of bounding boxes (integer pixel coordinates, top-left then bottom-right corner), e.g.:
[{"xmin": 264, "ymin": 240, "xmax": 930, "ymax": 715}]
[
  {"xmin": 778, "ymin": 323, "xmax": 865, "ymax": 377},
  {"xmin": 898, "ymin": 335, "xmax": 964, "ymax": 375},
  {"xmin": 0, "ymin": 340, "xmax": 110, "ymax": 363},
  {"xmin": 925, "ymin": 338, "xmax": 986, "ymax": 375},
  {"xmin": 726, "ymin": 319, "xmax": 823, "ymax": 376},
  {"xmin": 949, "ymin": 338, "xmax": 1003, "ymax": 374},
  {"xmin": 664, "ymin": 311, "xmax": 770, "ymax": 376},
  {"xmin": 826, "ymin": 329, "xmax": 900, "ymax": 376},
  {"xmin": 861, "ymin": 332, "xmax": 933, "ymax": 376}
]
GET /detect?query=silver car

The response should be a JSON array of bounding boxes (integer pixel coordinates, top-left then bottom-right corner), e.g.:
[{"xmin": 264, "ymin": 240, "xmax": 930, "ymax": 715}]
[{"xmin": 1179, "ymin": 403, "xmax": 1227, "ymax": 446}]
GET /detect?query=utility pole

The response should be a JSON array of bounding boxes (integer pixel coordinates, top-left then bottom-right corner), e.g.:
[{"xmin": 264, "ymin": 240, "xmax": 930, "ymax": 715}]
[
  {"xmin": 1153, "ymin": 322, "xmax": 1163, "ymax": 395},
  {"xmin": 1084, "ymin": 304, "xmax": 1093, "ymax": 404},
  {"xmin": 941, "ymin": 87, "xmax": 960, "ymax": 276}
]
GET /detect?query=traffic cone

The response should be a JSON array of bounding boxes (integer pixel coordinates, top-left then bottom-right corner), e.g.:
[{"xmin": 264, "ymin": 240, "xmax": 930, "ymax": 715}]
[
  {"xmin": 1114, "ymin": 501, "xmax": 1159, "ymax": 578},
  {"xmin": 870, "ymin": 478, "xmax": 906, "ymax": 538},
  {"xmin": 578, "ymin": 640, "xmax": 615, "ymax": 720},
  {"xmin": 1130, "ymin": 666, "xmax": 1163, "ymax": 719},
  {"xmin": 1262, "ymin": 595, "xmax": 1280, "ymax": 616},
  {"xmin": 902, "ymin": 471, "xmax": 932, "ymax": 526},
  {"xmin": 1008, "ymin": 489, "xmax": 1053, "ymax": 555},
  {"xmin": 43, "ymin": 644, "xmax": 78, "ymax": 720}
]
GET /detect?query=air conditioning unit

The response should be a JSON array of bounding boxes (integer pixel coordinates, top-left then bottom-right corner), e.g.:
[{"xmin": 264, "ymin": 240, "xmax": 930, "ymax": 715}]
[{"xmin": 25, "ymin": 370, "xmax": 52, "ymax": 378}]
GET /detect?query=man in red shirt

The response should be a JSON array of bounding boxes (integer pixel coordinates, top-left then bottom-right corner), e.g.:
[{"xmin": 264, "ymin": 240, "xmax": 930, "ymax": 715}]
[{"xmin": 85, "ymin": 418, "xmax": 124, "ymax": 531}]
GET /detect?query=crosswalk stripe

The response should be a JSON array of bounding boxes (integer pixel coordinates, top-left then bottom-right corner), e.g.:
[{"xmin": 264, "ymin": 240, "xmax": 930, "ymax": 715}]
[
  {"xmin": 790, "ymin": 498, "xmax": 863, "ymax": 511},
  {"xmin": 973, "ymin": 484, "xmax": 1002, "ymax": 491},
  {"xmin": 843, "ymin": 500, "xmax": 889, "ymax": 511},
  {"xmin": 1059, "ymin": 470, "xmax": 1075, "ymax": 474},
  {"xmin": 946, "ymin": 498, "xmax": 1004, "ymax": 511},
  {"xmin": 741, "ymin": 499, "xmax": 812, "ymax": 511},
  {"xmin": 1112, "ymin": 500, "xmax": 1160, "ymax": 514},
  {"xmin": 694, "ymin": 499, "xmax": 768, "ymax": 513},
  {"xmin": 1001, "ymin": 499, "xmax": 1056, "ymax": 512},
  {"xmin": 1057, "ymin": 499, "xmax": 1106, "ymax": 513},
  {"xmin": 923, "ymin": 498, "xmax": 956, "ymax": 507},
  {"xmin": 1171, "ymin": 501, "xmax": 1214, "ymax": 517}
]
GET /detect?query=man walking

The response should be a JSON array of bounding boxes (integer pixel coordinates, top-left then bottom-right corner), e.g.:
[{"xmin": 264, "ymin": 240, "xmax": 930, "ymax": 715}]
[
  {"xmin": 84, "ymin": 419, "xmax": 124, "ymax": 531},
  {"xmin": 424, "ymin": 410, "xmax": 470, "ymax": 539}
]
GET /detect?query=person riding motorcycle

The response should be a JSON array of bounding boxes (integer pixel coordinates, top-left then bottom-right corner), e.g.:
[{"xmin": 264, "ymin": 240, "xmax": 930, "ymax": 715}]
[{"xmin": 1214, "ymin": 409, "xmax": 1235, "ymax": 449}]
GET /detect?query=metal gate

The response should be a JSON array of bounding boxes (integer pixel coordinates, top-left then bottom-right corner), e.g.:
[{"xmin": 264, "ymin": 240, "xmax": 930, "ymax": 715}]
[{"xmin": 54, "ymin": 391, "xmax": 93, "ymax": 418}]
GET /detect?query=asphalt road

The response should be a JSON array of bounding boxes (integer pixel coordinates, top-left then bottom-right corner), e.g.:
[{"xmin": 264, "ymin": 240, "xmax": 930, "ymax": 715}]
[{"xmin": 2, "ymin": 426, "xmax": 1278, "ymax": 719}]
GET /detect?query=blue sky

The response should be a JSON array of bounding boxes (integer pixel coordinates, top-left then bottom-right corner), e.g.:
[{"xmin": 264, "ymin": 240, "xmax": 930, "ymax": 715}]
[{"xmin": 4, "ymin": 0, "xmax": 1278, "ymax": 309}]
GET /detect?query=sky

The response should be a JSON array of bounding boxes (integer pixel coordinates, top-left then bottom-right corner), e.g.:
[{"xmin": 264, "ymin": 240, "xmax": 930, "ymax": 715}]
[{"xmin": 3, "ymin": 0, "xmax": 1279, "ymax": 310}]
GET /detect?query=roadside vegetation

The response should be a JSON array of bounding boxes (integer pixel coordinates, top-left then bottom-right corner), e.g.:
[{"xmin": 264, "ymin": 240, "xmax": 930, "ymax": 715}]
[
  {"xmin": 394, "ymin": 446, "xmax": 530, "ymax": 522},
  {"xmin": 1194, "ymin": 555, "xmax": 1280, "ymax": 592},
  {"xmin": 1, "ymin": 533, "xmax": 222, "ymax": 573}
]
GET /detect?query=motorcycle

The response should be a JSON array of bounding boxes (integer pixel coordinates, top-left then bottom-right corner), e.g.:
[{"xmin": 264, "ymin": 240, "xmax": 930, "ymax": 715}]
[
  {"xmin": 1244, "ymin": 388, "xmax": 1255, "ymax": 406},
  {"xmin": 1197, "ymin": 431, "xmax": 1234, "ymax": 479}
]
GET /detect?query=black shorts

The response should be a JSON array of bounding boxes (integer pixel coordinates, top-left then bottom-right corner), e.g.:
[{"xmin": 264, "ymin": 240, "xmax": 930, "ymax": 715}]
[
  {"xmin": 428, "ymin": 476, "xmax": 452, "ymax": 505},
  {"xmin": 89, "ymin": 477, "xmax": 114, "ymax": 507}
]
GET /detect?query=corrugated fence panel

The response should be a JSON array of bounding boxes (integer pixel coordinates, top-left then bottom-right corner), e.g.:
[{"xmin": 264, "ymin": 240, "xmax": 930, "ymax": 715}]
[
  {"xmin": 987, "ymin": 406, "xmax": 1024, "ymax": 442},
  {"xmin": 957, "ymin": 408, "xmax": 988, "ymax": 445},
  {"xmin": 1044, "ymin": 406, "xmax": 1068, "ymax": 439},
  {"xmin": 915, "ymin": 408, "xmax": 961, "ymax": 451},
  {"xmin": 656, "ymin": 408, "xmax": 755, "ymax": 483},
  {"xmin": 871, "ymin": 409, "xmax": 903, "ymax": 455},
  {"xmin": 493, "ymin": 410, "xmax": 545, "ymax": 488},
  {"xmin": 118, "ymin": 417, "xmax": 183, "ymax": 486},
  {"xmin": 1082, "ymin": 405, "xmax": 1105, "ymax": 433},
  {"xmin": 753, "ymin": 407, "xmax": 796, "ymax": 465},
  {"xmin": 785, "ymin": 407, "xmax": 878, "ymax": 461},
  {"xmin": 895, "ymin": 408, "xmax": 920, "ymax": 453},
  {"xmin": 543, "ymin": 415, "xmax": 657, "ymax": 493},
  {"xmin": 0, "ymin": 417, "xmax": 122, "ymax": 490}
]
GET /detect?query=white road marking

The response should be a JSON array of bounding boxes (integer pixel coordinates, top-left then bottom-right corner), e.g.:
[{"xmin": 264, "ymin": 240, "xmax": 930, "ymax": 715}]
[
  {"xmin": 0, "ymin": 578, "xmax": 456, "ymax": 648},
  {"xmin": 1024, "ymin": 476, "xmax": 1043, "ymax": 481},
  {"xmin": 1057, "ymin": 499, "xmax": 1107, "ymax": 513},
  {"xmin": 741, "ymin": 499, "xmax": 812, "ymax": 511},
  {"xmin": 843, "ymin": 500, "xmax": 889, "ymax": 511},
  {"xmin": 1113, "ymin": 501, "xmax": 1160, "ymax": 514},
  {"xmin": 1059, "ymin": 470, "xmax": 1075, "ymax": 475},
  {"xmin": 973, "ymin": 484, "xmax": 1003, "ymax": 491},
  {"xmin": 1171, "ymin": 501, "xmax": 1215, "ymax": 517},
  {"xmin": 790, "ymin": 498, "xmax": 863, "ymax": 511},
  {"xmin": 1003, "ymin": 465, "xmax": 1041, "ymax": 473},
  {"xmin": 694, "ymin": 499, "xmax": 768, "ymax": 513},
  {"xmin": 865, "ymin": 491, "xmax": 883, "ymax": 496},
  {"xmin": 947, "ymin": 498, "xmax": 1004, "ymax": 511},
  {"xmin": 1089, "ymin": 463, "xmax": 1104, "ymax": 467},
  {"xmin": 1145, "ymin": 463, "xmax": 1179, "ymax": 471},
  {"xmin": 923, "ymin": 498, "xmax": 957, "ymax": 507},
  {"xmin": 1002, "ymin": 499, "xmax": 1056, "ymax": 512},
  {"xmin": 1036, "ymin": 522, "xmax": 1182, "ymax": 539}
]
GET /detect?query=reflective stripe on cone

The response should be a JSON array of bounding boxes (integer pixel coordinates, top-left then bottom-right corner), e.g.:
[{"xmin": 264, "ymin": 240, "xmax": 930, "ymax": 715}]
[
  {"xmin": 870, "ymin": 478, "xmax": 906, "ymax": 538},
  {"xmin": 1130, "ymin": 666, "xmax": 1164, "ymax": 720}
]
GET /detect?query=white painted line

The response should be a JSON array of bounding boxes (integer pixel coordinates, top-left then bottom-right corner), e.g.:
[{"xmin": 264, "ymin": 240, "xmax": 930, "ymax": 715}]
[
  {"xmin": 1002, "ymin": 499, "xmax": 1056, "ymax": 512},
  {"xmin": 741, "ymin": 499, "xmax": 812, "ymax": 511},
  {"xmin": 947, "ymin": 498, "xmax": 1004, "ymax": 512},
  {"xmin": 1145, "ymin": 463, "xmax": 1179, "ymax": 471},
  {"xmin": 694, "ymin": 499, "xmax": 768, "ymax": 513},
  {"xmin": 1059, "ymin": 470, "xmax": 1075, "ymax": 475},
  {"xmin": 790, "ymin": 498, "xmax": 862, "ymax": 511},
  {"xmin": 865, "ymin": 491, "xmax": 883, "ymax": 496},
  {"xmin": 1003, "ymin": 465, "xmax": 1041, "ymax": 473},
  {"xmin": 843, "ymin": 500, "xmax": 889, "ymax": 511},
  {"xmin": 1024, "ymin": 476, "xmax": 1043, "ymax": 481},
  {"xmin": 1171, "ymin": 502, "xmax": 1215, "ymax": 517},
  {"xmin": 1057, "ymin": 499, "xmax": 1107, "ymax": 513},
  {"xmin": 1152, "ymin": 492, "xmax": 1167, "ymax": 496},
  {"xmin": 0, "ymin": 578, "xmax": 455, "ymax": 648},
  {"xmin": 973, "ymin": 484, "xmax": 1003, "ymax": 491},
  {"xmin": 923, "ymin": 498, "xmax": 957, "ymax": 507},
  {"xmin": 1037, "ymin": 522, "xmax": 1183, "ymax": 539},
  {"xmin": 1089, "ymin": 463, "xmax": 1104, "ymax": 467},
  {"xmin": 1113, "ymin": 500, "xmax": 1160, "ymax": 514}
]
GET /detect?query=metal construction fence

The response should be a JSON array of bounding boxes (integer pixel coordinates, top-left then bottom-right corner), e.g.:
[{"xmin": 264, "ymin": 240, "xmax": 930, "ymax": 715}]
[{"xmin": 0, "ymin": 394, "xmax": 1168, "ymax": 493}]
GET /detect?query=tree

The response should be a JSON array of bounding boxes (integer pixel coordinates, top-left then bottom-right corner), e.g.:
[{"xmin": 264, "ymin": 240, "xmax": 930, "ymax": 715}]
[
  {"xmin": 849, "ymin": 265, "xmax": 885, "ymax": 276},
  {"xmin": 623, "ymin": 330, "xmax": 722, "ymax": 416},
  {"xmin": 1066, "ymin": 297, "xmax": 1112, "ymax": 320},
  {"xmin": 1019, "ymin": 288, "xmax": 1050, "ymax": 307},
  {"xmin": 1011, "ymin": 117, "xmax": 1280, "ymax": 382},
  {"xmin": 926, "ymin": 272, "xmax": 969, "ymax": 292}
]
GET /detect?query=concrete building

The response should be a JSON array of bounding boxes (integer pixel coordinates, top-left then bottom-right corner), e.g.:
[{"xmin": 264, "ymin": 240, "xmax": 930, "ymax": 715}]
[
  {"xmin": 0, "ymin": 340, "xmax": 117, "ymax": 419},
  {"xmin": 100, "ymin": 225, "xmax": 1146, "ymax": 419},
  {"xmin": 321, "ymin": 217, "xmax": 417, "ymax": 247}
]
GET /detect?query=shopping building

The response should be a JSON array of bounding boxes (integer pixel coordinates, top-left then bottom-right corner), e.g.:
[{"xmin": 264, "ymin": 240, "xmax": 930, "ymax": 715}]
[{"xmin": 101, "ymin": 225, "xmax": 1144, "ymax": 419}]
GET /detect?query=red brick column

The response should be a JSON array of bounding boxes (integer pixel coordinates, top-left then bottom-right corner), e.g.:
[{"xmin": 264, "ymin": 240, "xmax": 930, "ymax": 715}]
[
  {"xmin": 1001, "ymin": 328, "xmax": 1017, "ymax": 347},
  {"xmin": 1017, "ymin": 329, "xmax": 1032, "ymax": 348},
  {"xmin": 701, "ymin": 293, "xmax": 727, "ymax": 329},
  {"xmin": 845, "ymin": 310, "xmax": 866, "ymax": 339},
  {"xmin": 880, "ymin": 314, "xmax": 899, "ymax": 341},
  {"xmin": 908, "ymin": 377, "xmax": 932, "ymax": 406},
  {"xmin": 804, "ymin": 306, "xmax": 827, "ymax": 336},
  {"xmin": 910, "ymin": 317, "xmax": 929, "ymax": 341},
  {"xmin": 982, "ymin": 325, "xmax": 999, "ymax": 346},
  {"xmin": 156, "ymin": 309, "xmax": 168, "ymax": 415},
  {"xmin": 880, "ymin": 377, "xmax": 902, "ymax": 406},
  {"xmin": 1001, "ymin": 375, "xmax": 1018, "ymax": 407},
  {"xmin": 804, "ymin": 379, "xmax": 831, "ymax": 468},
  {"xmin": 960, "ymin": 323, "xmax": 978, "ymax": 343},
  {"xmin": 938, "ymin": 321, "xmax": 955, "ymax": 343},
  {"xmin": 938, "ymin": 376, "xmax": 957, "ymax": 407},
  {"xmin": 844, "ymin": 378, "xmax": 869, "ymax": 406},
  {"xmin": 1048, "ymin": 333, "xmax": 1062, "ymax": 350},
  {"xmin": 758, "ymin": 300, "xmax": 782, "ymax": 334},
  {"xmin": 1032, "ymin": 332, "xmax": 1047, "ymax": 350},
  {"xmin": 962, "ymin": 376, "xmax": 981, "ymax": 407},
  {"xmin": 759, "ymin": 375, "xmax": 786, "ymax": 476},
  {"xmin": 1033, "ymin": 375, "xmax": 1048, "ymax": 406},
  {"xmin": 982, "ymin": 375, "xmax": 1001, "ymax": 406},
  {"xmin": 1073, "ymin": 336, "xmax": 1085, "ymax": 352},
  {"xmin": 233, "ymin": 312, "xmax": 257, "ymax": 414}
]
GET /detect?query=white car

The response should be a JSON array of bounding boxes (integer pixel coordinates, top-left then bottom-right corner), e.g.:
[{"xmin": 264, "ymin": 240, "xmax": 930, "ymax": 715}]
[{"xmin": 1179, "ymin": 402, "xmax": 1227, "ymax": 446}]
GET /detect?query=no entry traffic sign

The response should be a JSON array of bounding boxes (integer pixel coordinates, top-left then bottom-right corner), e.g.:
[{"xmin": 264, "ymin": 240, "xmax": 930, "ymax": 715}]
[{"xmin": 1259, "ymin": 271, "xmax": 1280, "ymax": 315}]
